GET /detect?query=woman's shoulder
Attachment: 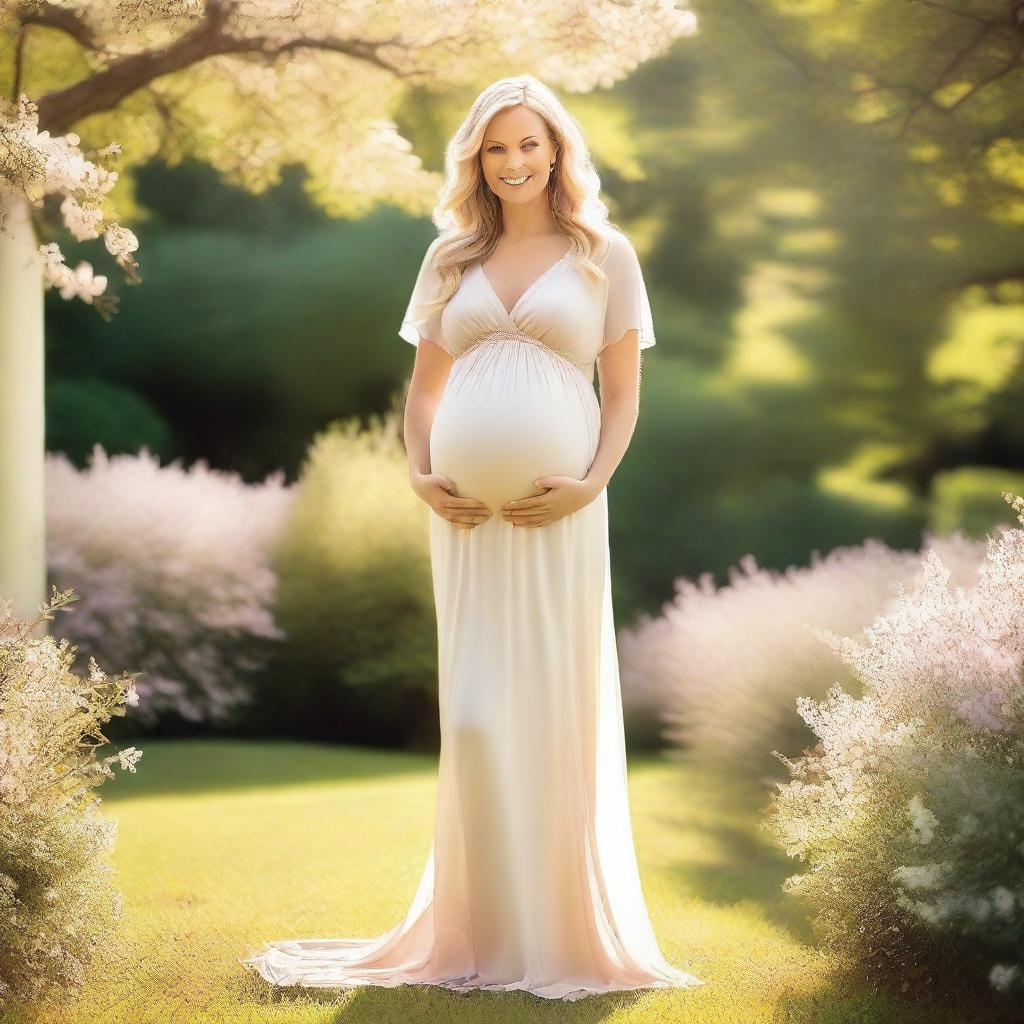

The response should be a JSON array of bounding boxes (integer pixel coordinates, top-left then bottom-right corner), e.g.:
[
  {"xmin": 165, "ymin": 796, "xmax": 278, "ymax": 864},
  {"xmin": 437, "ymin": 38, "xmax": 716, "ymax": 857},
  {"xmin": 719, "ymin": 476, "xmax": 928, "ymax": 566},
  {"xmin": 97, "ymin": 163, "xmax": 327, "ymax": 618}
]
[
  {"xmin": 592, "ymin": 226, "xmax": 636, "ymax": 268},
  {"xmin": 422, "ymin": 235, "xmax": 444, "ymax": 267}
]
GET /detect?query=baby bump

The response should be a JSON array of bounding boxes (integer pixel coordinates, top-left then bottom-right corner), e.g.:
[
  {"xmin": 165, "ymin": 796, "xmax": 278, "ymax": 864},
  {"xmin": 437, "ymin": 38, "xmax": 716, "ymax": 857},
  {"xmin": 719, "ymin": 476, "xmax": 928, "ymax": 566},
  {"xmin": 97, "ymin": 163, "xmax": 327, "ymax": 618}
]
[{"xmin": 430, "ymin": 335, "xmax": 601, "ymax": 514}]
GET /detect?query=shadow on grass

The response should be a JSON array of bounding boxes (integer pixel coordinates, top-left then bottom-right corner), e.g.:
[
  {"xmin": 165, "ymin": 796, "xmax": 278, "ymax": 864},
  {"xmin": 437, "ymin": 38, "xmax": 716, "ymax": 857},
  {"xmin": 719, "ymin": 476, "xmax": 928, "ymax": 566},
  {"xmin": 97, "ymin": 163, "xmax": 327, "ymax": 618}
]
[
  {"xmin": 673, "ymin": 816, "xmax": 815, "ymax": 945},
  {"xmin": 103, "ymin": 738, "xmax": 436, "ymax": 802},
  {"xmin": 653, "ymin": 754, "xmax": 816, "ymax": 946},
  {"xmin": 771, "ymin": 961, "xmax": 1016, "ymax": 1024},
  {"xmin": 105, "ymin": 740, "xmax": 672, "ymax": 804},
  {"xmin": 654, "ymin": 756, "xmax": 1016, "ymax": 1024},
  {"xmin": 236, "ymin": 970, "xmax": 664, "ymax": 1024}
]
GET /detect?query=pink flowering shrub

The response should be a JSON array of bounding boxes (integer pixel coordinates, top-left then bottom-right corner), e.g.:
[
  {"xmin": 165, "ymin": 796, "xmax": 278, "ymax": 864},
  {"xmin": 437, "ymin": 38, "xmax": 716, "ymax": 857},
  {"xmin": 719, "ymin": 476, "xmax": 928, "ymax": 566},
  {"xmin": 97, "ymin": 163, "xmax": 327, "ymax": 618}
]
[
  {"xmin": 619, "ymin": 532, "xmax": 987, "ymax": 773},
  {"xmin": 45, "ymin": 446, "xmax": 293, "ymax": 725},
  {"xmin": 765, "ymin": 492, "xmax": 1024, "ymax": 997},
  {"xmin": 0, "ymin": 587, "xmax": 142, "ymax": 1005}
]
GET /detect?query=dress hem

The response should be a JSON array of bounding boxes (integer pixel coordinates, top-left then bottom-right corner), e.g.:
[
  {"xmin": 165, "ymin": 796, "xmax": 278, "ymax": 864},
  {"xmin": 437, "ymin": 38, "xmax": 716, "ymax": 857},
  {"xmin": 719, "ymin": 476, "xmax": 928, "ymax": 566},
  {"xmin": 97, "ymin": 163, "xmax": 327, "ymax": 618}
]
[{"xmin": 240, "ymin": 950, "xmax": 705, "ymax": 1002}]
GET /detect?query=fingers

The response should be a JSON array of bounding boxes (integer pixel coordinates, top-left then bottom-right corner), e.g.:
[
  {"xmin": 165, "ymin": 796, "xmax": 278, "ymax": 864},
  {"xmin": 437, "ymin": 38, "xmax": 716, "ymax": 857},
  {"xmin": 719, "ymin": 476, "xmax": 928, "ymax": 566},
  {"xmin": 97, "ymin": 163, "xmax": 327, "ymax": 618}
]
[
  {"xmin": 444, "ymin": 496, "xmax": 489, "ymax": 508},
  {"xmin": 432, "ymin": 490, "xmax": 555, "ymax": 529},
  {"xmin": 502, "ymin": 496, "xmax": 551, "ymax": 527},
  {"xmin": 502, "ymin": 496, "xmax": 551, "ymax": 510},
  {"xmin": 501, "ymin": 504, "xmax": 550, "ymax": 517},
  {"xmin": 503, "ymin": 513, "xmax": 549, "ymax": 527},
  {"xmin": 440, "ymin": 506, "xmax": 548, "ymax": 528},
  {"xmin": 439, "ymin": 497, "xmax": 491, "ymax": 529},
  {"xmin": 502, "ymin": 501, "xmax": 549, "ymax": 521},
  {"xmin": 442, "ymin": 500, "xmax": 489, "ymax": 518},
  {"xmin": 449, "ymin": 512, "xmax": 491, "ymax": 526}
]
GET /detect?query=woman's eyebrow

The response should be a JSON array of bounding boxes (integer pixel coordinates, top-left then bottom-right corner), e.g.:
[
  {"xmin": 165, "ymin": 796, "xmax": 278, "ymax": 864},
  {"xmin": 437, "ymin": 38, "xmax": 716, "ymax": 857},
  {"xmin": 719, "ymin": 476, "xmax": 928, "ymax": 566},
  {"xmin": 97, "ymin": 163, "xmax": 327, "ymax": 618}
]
[{"xmin": 485, "ymin": 135, "xmax": 539, "ymax": 145}]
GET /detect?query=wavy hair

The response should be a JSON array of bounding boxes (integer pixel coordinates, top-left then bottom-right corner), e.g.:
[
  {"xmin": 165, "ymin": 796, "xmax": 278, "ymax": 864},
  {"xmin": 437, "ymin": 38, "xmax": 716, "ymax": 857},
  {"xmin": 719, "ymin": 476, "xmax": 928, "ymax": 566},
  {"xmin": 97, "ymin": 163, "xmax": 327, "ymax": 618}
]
[{"xmin": 419, "ymin": 74, "xmax": 618, "ymax": 319}]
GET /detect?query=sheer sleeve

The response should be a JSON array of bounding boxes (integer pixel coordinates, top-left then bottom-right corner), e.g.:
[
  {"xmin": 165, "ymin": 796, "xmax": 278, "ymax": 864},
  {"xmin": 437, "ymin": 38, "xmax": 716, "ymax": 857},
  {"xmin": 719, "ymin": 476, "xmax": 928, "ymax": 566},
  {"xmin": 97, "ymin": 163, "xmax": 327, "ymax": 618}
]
[
  {"xmin": 398, "ymin": 239, "xmax": 447, "ymax": 350},
  {"xmin": 601, "ymin": 230, "xmax": 656, "ymax": 351}
]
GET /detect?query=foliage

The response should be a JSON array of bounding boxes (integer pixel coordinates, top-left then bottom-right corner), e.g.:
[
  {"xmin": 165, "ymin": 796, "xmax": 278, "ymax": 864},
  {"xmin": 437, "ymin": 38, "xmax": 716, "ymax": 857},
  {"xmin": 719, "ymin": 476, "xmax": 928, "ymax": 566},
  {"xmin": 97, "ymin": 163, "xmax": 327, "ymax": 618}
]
[
  {"xmin": 0, "ymin": 586, "xmax": 142, "ymax": 1005},
  {"xmin": 45, "ymin": 377, "xmax": 174, "ymax": 465},
  {"xmin": 927, "ymin": 467, "xmax": 1024, "ymax": 539},
  {"xmin": 45, "ymin": 446, "xmax": 293, "ymax": 726},
  {"xmin": 607, "ymin": 360, "xmax": 926, "ymax": 622},
  {"xmin": 765, "ymin": 491, "xmax": 1024, "ymax": 998},
  {"xmin": 46, "ymin": 208, "xmax": 430, "ymax": 480},
  {"xmin": 267, "ymin": 411, "xmax": 437, "ymax": 748},
  {"xmin": 0, "ymin": 0, "xmax": 696, "ymax": 307},
  {"xmin": 616, "ymin": 0, "xmax": 1024, "ymax": 604},
  {"xmin": 620, "ymin": 531, "xmax": 987, "ymax": 774},
  {"xmin": 0, "ymin": 94, "xmax": 138, "ymax": 312}
]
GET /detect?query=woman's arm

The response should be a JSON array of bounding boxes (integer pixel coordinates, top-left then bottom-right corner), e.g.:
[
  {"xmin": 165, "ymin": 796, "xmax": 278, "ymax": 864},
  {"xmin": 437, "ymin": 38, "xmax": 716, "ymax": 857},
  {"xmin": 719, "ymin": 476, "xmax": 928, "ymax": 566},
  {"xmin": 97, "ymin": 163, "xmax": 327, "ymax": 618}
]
[
  {"xmin": 586, "ymin": 327, "xmax": 643, "ymax": 490},
  {"xmin": 404, "ymin": 339, "xmax": 451, "ymax": 478}
]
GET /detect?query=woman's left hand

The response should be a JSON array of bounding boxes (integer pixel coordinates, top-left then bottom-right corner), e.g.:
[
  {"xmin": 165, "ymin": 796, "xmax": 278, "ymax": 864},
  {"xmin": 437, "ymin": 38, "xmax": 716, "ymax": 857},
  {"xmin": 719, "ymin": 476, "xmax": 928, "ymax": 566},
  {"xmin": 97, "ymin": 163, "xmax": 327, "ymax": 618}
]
[{"xmin": 501, "ymin": 476, "xmax": 603, "ymax": 528}]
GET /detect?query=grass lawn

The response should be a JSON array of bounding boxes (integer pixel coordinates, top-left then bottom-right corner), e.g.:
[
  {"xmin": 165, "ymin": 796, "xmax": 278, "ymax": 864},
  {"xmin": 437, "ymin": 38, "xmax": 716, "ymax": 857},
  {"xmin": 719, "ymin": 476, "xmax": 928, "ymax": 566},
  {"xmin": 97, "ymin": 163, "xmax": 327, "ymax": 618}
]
[{"xmin": 22, "ymin": 740, "xmax": 997, "ymax": 1024}]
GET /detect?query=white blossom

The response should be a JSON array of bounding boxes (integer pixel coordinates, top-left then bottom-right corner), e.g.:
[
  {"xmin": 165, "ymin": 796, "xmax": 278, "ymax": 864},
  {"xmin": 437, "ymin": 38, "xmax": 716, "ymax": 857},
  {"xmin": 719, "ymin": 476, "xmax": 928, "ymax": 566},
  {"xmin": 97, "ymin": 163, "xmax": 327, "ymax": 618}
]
[
  {"xmin": 893, "ymin": 862, "xmax": 948, "ymax": 890},
  {"xmin": 0, "ymin": 587, "xmax": 140, "ymax": 1001},
  {"xmin": 908, "ymin": 795, "xmax": 939, "ymax": 845},
  {"xmin": 992, "ymin": 886, "xmax": 1016, "ymax": 919},
  {"xmin": 989, "ymin": 963, "xmax": 1019, "ymax": 992},
  {"xmin": 767, "ymin": 491, "xmax": 1024, "ymax": 991}
]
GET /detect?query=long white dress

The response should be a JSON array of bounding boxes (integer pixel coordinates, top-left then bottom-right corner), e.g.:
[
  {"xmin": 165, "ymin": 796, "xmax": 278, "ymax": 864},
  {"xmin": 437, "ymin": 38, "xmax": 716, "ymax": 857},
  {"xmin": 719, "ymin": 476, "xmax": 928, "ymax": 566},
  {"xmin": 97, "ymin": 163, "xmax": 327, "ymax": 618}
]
[{"xmin": 240, "ymin": 228, "xmax": 705, "ymax": 1001}]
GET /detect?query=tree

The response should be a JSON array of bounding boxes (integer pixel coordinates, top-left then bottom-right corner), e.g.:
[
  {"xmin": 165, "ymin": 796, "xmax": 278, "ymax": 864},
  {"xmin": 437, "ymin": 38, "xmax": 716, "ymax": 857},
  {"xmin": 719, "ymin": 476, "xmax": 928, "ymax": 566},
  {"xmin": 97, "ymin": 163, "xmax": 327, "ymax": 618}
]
[{"xmin": 0, "ymin": 0, "xmax": 699, "ymax": 618}]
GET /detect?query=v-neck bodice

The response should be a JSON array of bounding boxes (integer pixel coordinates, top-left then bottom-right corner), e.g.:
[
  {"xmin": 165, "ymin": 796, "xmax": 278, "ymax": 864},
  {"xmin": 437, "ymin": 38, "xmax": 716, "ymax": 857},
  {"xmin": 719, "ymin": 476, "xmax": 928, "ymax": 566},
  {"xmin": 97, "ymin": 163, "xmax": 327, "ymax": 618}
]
[
  {"xmin": 477, "ymin": 248, "xmax": 574, "ymax": 319},
  {"xmin": 398, "ymin": 227, "xmax": 657, "ymax": 376},
  {"xmin": 444, "ymin": 245, "xmax": 605, "ymax": 373}
]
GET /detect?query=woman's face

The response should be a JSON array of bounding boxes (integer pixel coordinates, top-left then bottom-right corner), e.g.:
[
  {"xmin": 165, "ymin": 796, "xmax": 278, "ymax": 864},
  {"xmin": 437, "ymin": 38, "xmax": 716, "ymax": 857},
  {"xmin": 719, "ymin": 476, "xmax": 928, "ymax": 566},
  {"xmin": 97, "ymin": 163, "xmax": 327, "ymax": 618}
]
[{"xmin": 479, "ymin": 104, "xmax": 557, "ymax": 206}]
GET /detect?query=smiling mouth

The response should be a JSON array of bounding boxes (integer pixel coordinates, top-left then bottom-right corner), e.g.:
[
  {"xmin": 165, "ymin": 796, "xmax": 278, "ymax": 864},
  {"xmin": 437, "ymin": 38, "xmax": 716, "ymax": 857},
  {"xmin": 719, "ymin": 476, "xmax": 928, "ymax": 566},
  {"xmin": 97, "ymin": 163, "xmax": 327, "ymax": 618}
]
[{"xmin": 500, "ymin": 175, "xmax": 531, "ymax": 187}]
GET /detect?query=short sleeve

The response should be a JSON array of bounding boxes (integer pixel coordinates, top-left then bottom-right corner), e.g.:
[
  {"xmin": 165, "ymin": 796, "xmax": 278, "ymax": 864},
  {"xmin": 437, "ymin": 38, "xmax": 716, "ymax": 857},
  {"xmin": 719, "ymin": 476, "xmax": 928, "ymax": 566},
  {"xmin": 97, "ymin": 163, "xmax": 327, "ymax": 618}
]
[
  {"xmin": 398, "ymin": 239, "xmax": 447, "ymax": 350},
  {"xmin": 601, "ymin": 231, "xmax": 656, "ymax": 351}
]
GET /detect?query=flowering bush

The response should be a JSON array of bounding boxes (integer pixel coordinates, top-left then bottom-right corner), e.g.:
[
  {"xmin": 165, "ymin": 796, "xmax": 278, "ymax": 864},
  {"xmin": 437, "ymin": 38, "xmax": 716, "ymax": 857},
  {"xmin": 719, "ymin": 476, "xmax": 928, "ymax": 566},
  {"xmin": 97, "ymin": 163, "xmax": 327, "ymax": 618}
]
[
  {"xmin": 619, "ymin": 531, "xmax": 987, "ymax": 775},
  {"xmin": 764, "ymin": 491, "xmax": 1024, "ymax": 997},
  {"xmin": 0, "ymin": 93, "xmax": 138, "ymax": 316},
  {"xmin": 0, "ymin": 586, "xmax": 142, "ymax": 1005},
  {"xmin": 46, "ymin": 446, "xmax": 293, "ymax": 725}
]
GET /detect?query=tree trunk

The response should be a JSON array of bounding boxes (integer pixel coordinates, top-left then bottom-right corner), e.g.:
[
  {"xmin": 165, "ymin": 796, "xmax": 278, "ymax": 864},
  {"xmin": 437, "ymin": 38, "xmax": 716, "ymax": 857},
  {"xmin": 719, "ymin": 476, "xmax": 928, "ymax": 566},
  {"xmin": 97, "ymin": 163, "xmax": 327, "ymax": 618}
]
[{"xmin": 0, "ymin": 185, "xmax": 47, "ymax": 628}]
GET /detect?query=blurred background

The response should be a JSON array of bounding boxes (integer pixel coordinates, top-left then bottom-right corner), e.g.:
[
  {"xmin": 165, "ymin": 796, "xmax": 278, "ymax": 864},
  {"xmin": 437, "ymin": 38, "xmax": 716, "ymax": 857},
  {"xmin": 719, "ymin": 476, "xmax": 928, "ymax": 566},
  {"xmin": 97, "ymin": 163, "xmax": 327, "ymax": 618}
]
[
  {"xmin": 4, "ymin": 2, "xmax": 1024, "ymax": 1021},
  {"xmin": 34, "ymin": 1, "xmax": 1023, "ymax": 752}
]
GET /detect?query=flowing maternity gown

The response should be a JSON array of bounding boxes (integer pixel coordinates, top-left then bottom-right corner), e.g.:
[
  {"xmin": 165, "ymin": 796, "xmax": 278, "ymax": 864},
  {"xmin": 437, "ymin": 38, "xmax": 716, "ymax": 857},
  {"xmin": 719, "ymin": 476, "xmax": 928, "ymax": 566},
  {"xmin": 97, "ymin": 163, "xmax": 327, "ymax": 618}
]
[{"xmin": 240, "ymin": 228, "xmax": 705, "ymax": 1001}]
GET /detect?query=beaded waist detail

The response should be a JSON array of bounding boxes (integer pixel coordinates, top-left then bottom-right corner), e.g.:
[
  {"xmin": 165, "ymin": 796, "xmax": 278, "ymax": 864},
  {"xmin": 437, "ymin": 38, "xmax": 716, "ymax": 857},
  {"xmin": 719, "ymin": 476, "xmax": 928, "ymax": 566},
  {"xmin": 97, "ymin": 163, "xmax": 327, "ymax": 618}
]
[{"xmin": 467, "ymin": 328, "xmax": 593, "ymax": 371}]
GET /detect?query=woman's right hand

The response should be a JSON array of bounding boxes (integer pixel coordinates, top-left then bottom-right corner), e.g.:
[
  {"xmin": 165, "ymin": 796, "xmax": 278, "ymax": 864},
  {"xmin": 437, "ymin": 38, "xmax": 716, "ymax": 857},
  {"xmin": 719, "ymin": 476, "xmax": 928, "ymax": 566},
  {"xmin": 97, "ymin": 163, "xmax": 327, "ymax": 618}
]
[{"xmin": 411, "ymin": 471, "xmax": 493, "ymax": 529}]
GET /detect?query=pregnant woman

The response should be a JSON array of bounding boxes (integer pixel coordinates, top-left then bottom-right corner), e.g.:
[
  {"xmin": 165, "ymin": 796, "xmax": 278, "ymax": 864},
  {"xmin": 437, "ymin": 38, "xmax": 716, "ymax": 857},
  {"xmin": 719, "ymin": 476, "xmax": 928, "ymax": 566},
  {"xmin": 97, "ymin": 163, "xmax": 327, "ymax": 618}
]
[{"xmin": 242, "ymin": 74, "xmax": 704, "ymax": 1001}]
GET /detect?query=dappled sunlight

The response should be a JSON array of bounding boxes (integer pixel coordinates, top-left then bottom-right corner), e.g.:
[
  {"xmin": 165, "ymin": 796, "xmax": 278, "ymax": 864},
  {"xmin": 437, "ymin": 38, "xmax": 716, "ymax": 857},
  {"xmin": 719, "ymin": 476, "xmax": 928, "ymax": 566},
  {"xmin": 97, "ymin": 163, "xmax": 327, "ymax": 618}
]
[
  {"xmin": 41, "ymin": 742, "xmax": 973, "ymax": 1024},
  {"xmin": 717, "ymin": 261, "xmax": 831, "ymax": 386},
  {"xmin": 927, "ymin": 288, "xmax": 1024, "ymax": 397},
  {"xmin": 816, "ymin": 442, "xmax": 917, "ymax": 512}
]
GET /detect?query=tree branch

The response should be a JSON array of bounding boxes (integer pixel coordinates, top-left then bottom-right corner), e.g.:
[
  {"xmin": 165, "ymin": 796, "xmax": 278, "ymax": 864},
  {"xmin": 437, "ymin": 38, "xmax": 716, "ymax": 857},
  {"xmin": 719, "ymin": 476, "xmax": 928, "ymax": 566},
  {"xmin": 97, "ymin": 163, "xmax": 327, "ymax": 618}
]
[
  {"xmin": 17, "ymin": 0, "xmax": 100, "ymax": 51},
  {"xmin": 944, "ymin": 47, "xmax": 1024, "ymax": 113},
  {"xmin": 968, "ymin": 268, "xmax": 1024, "ymax": 287},
  {"xmin": 12, "ymin": 23, "xmax": 28, "ymax": 101},
  {"xmin": 34, "ymin": 3, "xmax": 408, "ymax": 134},
  {"xmin": 909, "ymin": 0, "xmax": 1005, "ymax": 26}
]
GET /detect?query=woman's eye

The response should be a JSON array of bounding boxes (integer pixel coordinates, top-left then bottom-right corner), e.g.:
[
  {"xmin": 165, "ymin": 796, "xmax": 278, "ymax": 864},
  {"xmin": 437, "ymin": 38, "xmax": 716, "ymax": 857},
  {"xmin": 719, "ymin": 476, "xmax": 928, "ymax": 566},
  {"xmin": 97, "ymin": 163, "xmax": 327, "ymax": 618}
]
[{"xmin": 487, "ymin": 142, "xmax": 539, "ymax": 152}]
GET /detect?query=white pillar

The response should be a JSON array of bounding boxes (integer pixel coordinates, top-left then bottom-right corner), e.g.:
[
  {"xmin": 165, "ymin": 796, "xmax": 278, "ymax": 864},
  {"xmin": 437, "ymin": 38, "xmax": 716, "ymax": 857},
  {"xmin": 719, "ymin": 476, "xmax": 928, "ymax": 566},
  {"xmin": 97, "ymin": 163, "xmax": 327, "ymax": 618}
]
[{"xmin": 0, "ymin": 184, "xmax": 47, "ymax": 628}]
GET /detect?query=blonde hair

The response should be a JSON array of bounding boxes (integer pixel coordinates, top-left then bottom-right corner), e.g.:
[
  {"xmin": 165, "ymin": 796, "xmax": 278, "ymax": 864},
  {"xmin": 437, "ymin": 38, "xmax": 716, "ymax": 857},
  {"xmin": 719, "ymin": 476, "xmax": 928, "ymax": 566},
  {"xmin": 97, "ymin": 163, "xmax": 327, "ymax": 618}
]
[{"xmin": 420, "ymin": 74, "xmax": 618, "ymax": 318}]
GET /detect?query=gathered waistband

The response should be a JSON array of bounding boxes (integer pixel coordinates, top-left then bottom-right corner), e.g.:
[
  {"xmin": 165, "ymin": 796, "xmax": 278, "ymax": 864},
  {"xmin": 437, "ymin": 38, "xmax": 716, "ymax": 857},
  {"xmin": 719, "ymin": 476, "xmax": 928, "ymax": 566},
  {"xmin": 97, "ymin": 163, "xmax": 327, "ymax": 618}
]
[{"xmin": 460, "ymin": 328, "xmax": 593, "ymax": 372}]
